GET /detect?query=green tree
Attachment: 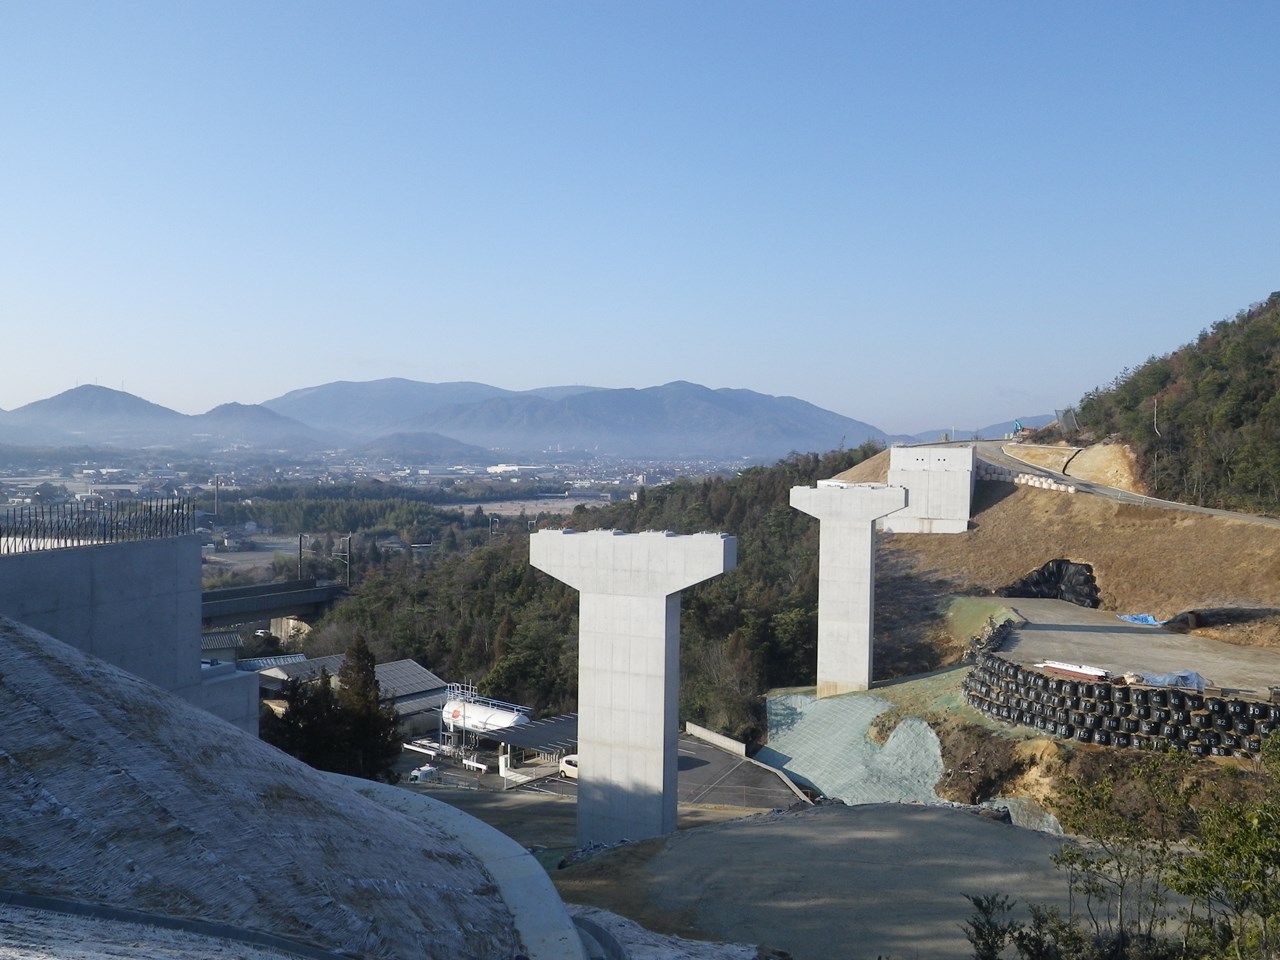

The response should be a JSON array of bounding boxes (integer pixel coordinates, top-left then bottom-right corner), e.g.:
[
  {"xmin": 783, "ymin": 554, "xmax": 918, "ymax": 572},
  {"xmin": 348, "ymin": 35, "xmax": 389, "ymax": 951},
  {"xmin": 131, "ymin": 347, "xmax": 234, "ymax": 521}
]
[
  {"xmin": 961, "ymin": 893, "xmax": 1021, "ymax": 960},
  {"xmin": 1049, "ymin": 753, "xmax": 1197, "ymax": 951},
  {"xmin": 1074, "ymin": 292, "xmax": 1280, "ymax": 512},
  {"xmin": 1169, "ymin": 739, "xmax": 1280, "ymax": 960},
  {"xmin": 260, "ymin": 668, "xmax": 346, "ymax": 771},
  {"xmin": 260, "ymin": 638, "xmax": 401, "ymax": 783},
  {"xmin": 335, "ymin": 632, "xmax": 402, "ymax": 782}
]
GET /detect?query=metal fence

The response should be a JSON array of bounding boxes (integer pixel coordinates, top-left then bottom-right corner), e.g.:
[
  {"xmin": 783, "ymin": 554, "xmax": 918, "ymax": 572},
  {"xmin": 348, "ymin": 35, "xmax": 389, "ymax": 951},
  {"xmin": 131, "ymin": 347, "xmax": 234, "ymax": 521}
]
[{"xmin": 0, "ymin": 498, "xmax": 194, "ymax": 555}]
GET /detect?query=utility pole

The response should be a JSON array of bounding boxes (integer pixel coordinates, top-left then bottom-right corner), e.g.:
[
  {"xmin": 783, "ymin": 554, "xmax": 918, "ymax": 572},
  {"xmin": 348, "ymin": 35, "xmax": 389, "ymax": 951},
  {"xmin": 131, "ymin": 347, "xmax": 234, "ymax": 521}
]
[{"xmin": 338, "ymin": 535, "xmax": 352, "ymax": 588}]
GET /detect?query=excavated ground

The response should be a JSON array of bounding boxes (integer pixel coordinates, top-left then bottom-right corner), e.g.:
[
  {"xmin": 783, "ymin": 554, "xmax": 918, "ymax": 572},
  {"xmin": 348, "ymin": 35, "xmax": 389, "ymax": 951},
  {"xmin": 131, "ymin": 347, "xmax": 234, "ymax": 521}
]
[
  {"xmin": 843, "ymin": 444, "xmax": 1280, "ymax": 637},
  {"xmin": 543, "ymin": 444, "xmax": 1280, "ymax": 958}
]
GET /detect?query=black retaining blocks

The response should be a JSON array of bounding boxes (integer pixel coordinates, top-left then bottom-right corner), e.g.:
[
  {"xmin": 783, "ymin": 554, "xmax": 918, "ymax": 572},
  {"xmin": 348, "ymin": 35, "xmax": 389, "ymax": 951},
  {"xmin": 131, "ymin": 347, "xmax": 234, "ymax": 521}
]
[{"xmin": 962, "ymin": 654, "xmax": 1276, "ymax": 762}]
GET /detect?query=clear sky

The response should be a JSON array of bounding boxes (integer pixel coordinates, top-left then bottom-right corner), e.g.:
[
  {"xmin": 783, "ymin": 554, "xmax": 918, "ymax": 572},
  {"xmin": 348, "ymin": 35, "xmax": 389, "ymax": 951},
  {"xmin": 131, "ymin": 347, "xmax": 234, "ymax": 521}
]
[{"xmin": 3, "ymin": 3, "xmax": 1277, "ymax": 434}]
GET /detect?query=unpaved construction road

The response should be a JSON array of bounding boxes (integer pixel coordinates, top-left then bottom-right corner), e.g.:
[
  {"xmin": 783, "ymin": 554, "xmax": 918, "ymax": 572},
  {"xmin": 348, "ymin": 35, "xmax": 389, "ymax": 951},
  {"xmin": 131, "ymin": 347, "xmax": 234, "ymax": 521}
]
[
  {"xmin": 552, "ymin": 802, "xmax": 1075, "ymax": 960},
  {"xmin": 423, "ymin": 781, "xmax": 1078, "ymax": 960}
]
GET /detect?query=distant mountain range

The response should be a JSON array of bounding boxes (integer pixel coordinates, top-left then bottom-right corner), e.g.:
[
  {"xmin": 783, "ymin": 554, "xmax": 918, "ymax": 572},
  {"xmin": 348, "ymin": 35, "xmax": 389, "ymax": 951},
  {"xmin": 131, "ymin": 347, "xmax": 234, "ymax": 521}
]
[{"xmin": 0, "ymin": 379, "xmax": 1047, "ymax": 461}]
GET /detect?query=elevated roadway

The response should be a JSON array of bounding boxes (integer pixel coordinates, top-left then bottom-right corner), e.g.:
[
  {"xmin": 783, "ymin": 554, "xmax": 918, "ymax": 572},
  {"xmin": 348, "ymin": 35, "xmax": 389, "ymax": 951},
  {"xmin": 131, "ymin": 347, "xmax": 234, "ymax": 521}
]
[{"xmin": 201, "ymin": 578, "xmax": 346, "ymax": 628}]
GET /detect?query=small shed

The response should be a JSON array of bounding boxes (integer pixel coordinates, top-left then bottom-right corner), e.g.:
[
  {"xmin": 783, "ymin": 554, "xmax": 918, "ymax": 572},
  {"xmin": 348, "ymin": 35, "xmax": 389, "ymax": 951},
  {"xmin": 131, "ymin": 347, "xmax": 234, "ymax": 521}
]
[{"xmin": 200, "ymin": 630, "xmax": 243, "ymax": 665}]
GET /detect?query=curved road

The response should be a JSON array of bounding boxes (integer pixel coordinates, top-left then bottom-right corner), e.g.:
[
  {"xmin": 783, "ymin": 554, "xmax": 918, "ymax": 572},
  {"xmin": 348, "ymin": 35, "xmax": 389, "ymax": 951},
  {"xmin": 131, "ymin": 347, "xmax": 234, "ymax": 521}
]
[{"xmin": 974, "ymin": 440, "xmax": 1280, "ymax": 529}]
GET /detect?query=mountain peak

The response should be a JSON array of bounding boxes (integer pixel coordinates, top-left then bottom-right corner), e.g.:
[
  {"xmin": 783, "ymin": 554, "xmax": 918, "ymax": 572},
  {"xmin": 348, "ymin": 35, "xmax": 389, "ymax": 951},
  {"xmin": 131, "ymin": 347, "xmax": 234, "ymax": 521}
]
[{"xmin": 11, "ymin": 385, "xmax": 181, "ymax": 423}]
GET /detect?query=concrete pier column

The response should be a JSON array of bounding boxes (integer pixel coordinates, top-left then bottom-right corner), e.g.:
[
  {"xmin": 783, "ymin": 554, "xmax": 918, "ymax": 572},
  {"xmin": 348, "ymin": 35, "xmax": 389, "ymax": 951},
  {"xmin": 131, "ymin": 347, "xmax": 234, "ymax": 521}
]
[
  {"xmin": 790, "ymin": 482, "xmax": 907, "ymax": 697},
  {"xmin": 530, "ymin": 529, "xmax": 736, "ymax": 846}
]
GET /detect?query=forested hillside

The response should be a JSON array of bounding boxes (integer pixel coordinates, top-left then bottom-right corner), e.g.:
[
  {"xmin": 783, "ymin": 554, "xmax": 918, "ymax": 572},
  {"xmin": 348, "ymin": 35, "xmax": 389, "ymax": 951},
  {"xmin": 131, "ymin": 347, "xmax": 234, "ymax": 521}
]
[
  {"xmin": 1076, "ymin": 291, "xmax": 1280, "ymax": 511},
  {"xmin": 307, "ymin": 444, "xmax": 883, "ymax": 741}
]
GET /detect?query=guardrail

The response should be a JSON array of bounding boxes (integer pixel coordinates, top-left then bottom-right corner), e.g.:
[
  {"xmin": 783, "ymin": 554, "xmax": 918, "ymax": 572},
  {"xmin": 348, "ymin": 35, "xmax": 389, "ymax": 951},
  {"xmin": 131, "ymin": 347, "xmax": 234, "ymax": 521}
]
[{"xmin": 0, "ymin": 498, "xmax": 193, "ymax": 555}]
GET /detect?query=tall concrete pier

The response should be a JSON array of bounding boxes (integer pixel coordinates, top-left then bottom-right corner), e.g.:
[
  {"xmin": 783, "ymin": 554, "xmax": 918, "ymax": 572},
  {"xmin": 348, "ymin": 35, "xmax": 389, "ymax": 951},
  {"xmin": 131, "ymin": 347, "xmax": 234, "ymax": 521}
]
[
  {"xmin": 790, "ymin": 482, "xmax": 906, "ymax": 697},
  {"xmin": 530, "ymin": 529, "xmax": 736, "ymax": 846}
]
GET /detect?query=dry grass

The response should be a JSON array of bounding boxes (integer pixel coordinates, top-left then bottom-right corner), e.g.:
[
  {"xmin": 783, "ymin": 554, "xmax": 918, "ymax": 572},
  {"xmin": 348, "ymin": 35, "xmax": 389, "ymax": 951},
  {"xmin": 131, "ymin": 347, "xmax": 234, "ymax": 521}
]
[
  {"xmin": 880, "ymin": 483, "xmax": 1280, "ymax": 630},
  {"xmin": 848, "ymin": 443, "xmax": 1280, "ymax": 628}
]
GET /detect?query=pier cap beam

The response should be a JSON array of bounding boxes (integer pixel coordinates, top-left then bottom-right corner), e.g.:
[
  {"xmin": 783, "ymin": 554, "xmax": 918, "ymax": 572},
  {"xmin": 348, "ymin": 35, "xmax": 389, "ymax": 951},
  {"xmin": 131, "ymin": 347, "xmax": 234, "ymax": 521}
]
[
  {"xmin": 530, "ymin": 529, "xmax": 737, "ymax": 846},
  {"xmin": 530, "ymin": 528, "xmax": 736, "ymax": 597},
  {"xmin": 790, "ymin": 482, "xmax": 906, "ymax": 697}
]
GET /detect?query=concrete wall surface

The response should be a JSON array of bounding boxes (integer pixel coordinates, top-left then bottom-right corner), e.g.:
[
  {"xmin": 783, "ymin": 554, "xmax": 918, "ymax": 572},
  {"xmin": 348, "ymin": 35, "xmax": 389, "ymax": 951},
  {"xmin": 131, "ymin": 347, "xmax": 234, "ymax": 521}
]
[
  {"xmin": 684, "ymin": 721, "xmax": 747, "ymax": 758},
  {"xmin": 530, "ymin": 528, "xmax": 737, "ymax": 596},
  {"xmin": 882, "ymin": 444, "xmax": 976, "ymax": 534},
  {"xmin": 189, "ymin": 663, "xmax": 262, "ymax": 734},
  {"xmin": 791, "ymin": 483, "xmax": 906, "ymax": 696},
  {"xmin": 0, "ymin": 538, "xmax": 202, "ymax": 690},
  {"xmin": 530, "ymin": 529, "xmax": 737, "ymax": 846},
  {"xmin": 0, "ymin": 537, "xmax": 255, "ymax": 731}
]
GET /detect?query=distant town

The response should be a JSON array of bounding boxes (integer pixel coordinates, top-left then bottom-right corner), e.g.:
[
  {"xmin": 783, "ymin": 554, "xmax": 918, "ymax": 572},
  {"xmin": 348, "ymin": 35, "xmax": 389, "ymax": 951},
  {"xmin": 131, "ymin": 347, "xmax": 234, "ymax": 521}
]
[{"xmin": 0, "ymin": 449, "xmax": 757, "ymax": 517}]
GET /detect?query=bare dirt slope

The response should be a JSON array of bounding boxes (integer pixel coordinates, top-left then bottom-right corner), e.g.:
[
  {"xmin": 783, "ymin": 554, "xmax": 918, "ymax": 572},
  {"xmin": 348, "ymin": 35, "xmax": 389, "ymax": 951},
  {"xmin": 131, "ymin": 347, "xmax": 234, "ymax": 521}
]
[
  {"xmin": 1004, "ymin": 441, "xmax": 1146, "ymax": 493},
  {"xmin": 839, "ymin": 444, "xmax": 1280, "ymax": 645},
  {"xmin": 880, "ymin": 483, "xmax": 1280, "ymax": 636},
  {"xmin": 1061, "ymin": 442, "xmax": 1146, "ymax": 492}
]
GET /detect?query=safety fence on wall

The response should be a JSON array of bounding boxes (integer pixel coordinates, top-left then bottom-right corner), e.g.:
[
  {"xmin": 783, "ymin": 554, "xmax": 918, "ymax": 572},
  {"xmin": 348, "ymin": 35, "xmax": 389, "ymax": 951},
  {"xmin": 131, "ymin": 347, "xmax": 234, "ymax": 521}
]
[
  {"xmin": 0, "ymin": 498, "xmax": 194, "ymax": 555},
  {"xmin": 965, "ymin": 653, "xmax": 1280, "ymax": 760}
]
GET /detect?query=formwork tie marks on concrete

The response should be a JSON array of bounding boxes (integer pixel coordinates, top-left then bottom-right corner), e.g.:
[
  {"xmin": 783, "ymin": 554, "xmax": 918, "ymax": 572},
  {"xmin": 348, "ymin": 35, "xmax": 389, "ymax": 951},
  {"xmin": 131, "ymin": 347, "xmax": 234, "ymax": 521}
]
[{"xmin": 755, "ymin": 692, "xmax": 944, "ymax": 805}]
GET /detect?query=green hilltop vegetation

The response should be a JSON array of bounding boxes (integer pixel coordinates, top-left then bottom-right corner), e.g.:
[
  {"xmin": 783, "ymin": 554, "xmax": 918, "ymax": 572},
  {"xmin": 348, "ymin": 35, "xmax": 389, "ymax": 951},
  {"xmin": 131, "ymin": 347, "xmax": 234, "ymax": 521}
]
[
  {"xmin": 304, "ymin": 445, "xmax": 884, "ymax": 741},
  {"xmin": 1074, "ymin": 291, "xmax": 1280, "ymax": 512}
]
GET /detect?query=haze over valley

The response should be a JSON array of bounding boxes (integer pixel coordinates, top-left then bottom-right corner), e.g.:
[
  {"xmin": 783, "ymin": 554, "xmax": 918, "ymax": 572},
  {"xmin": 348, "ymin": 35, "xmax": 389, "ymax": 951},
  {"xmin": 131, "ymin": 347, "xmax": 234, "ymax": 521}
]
[{"xmin": 0, "ymin": 378, "xmax": 1050, "ymax": 464}]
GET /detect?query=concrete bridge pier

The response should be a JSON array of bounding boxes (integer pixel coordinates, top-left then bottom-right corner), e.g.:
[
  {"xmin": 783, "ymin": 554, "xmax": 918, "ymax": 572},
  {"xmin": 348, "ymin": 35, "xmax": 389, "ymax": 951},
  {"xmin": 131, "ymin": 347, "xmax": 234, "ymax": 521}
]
[
  {"xmin": 790, "ymin": 482, "xmax": 907, "ymax": 697},
  {"xmin": 530, "ymin": 529, "xmax": 736, "ymax": 846}
]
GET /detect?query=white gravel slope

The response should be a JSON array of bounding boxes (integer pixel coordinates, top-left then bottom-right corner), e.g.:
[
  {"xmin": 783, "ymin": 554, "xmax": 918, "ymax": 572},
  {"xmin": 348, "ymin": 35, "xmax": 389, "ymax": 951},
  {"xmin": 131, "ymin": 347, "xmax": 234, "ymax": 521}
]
[{"xmin": 0, "ymin": 616, "xmax": 523, "ymax": 960}]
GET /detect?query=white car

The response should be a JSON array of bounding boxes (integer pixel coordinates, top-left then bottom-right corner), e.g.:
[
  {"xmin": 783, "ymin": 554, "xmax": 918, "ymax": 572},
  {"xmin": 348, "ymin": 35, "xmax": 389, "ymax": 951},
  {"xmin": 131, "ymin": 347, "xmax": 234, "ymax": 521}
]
[
  {"xmin": 408, "ymin": 764, "xmax": 438, "ymax": 783},
  {"xmin": 558, "ymin": 754, "xmax": 579, "ymax": 780}
]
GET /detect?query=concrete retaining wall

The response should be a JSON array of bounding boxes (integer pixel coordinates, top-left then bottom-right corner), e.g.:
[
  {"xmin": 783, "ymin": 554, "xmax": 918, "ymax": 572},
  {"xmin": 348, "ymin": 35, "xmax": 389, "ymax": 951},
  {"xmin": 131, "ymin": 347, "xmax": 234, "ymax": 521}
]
[
  {"xmin": 685, "ymin": 721, "xmax": 747, "ymax": 757},
  {"xmin": 0, "ymin": 538, "xmax": 258, "ymax": 732},
  {"xmin": 882, "ymin": 445, "xmax": 975, "ymax": 534}
]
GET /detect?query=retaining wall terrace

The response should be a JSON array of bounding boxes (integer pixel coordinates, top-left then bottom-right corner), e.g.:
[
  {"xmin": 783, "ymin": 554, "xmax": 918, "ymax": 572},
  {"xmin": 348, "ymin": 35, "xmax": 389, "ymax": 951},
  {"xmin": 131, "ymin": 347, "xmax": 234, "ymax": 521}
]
[{"xmin": 964, "ymin": 653, "xmax": 1279, "ymax": 759}]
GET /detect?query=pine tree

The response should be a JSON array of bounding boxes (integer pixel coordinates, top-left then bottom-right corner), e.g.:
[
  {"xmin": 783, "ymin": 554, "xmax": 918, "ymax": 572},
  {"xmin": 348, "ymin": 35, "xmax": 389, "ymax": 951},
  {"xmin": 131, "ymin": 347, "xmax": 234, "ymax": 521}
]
[
  {"xmin": 261, "ymin": 638, "xmax": 402, "ymax": 783},
  {"xmin": 261, "ymin": 668, "xmax": 345, "ymax": 772},
  {"xmin": 336, "ymin": 632, "xmax": 402, "ymax": 782}
]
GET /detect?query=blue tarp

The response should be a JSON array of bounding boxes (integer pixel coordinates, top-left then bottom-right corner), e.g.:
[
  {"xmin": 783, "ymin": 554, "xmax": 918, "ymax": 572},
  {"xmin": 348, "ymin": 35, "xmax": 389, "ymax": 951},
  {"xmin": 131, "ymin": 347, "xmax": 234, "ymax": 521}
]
[
  {"xmin": 1118, "ymin": 613, "xmax": 1166, "ymax": 625},
  {"xmin": 1130, "ymin": 671, "xmax": 1211, "ymax": 693}
]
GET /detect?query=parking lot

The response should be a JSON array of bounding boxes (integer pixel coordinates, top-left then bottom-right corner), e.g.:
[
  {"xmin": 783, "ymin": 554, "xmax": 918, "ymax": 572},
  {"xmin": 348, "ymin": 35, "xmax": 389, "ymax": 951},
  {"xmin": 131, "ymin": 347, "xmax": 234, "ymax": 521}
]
[{"xmin": 394, "ymin": 732, "xmax": 805, "ymax": 850}]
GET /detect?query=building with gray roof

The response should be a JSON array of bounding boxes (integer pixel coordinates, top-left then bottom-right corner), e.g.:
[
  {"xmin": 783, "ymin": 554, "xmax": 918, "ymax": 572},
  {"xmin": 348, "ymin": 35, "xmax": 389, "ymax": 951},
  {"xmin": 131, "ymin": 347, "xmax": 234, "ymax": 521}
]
[{"xmin": 257, "ymin": 654, "xmax": 448, "ymax": 736}]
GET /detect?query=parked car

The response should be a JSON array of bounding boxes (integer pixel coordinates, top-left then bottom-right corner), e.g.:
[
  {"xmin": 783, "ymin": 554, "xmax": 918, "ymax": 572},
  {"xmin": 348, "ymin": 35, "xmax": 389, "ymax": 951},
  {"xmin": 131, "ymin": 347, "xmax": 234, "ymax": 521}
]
[
  {"xmin": 558, "ymin": 754, "xmax": 579, "ymax": 779},
  {"xmin": 408, "ymin": 764, "xmax": 438, "ymax": 783}
]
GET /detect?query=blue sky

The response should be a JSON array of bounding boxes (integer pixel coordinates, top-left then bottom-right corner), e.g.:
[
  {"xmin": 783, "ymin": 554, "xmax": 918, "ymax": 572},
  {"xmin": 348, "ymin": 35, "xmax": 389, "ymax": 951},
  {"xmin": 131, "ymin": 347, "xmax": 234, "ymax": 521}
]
[{"xmin": 3, "ymin": 3, "xmax": 1277, "ymax": 434}]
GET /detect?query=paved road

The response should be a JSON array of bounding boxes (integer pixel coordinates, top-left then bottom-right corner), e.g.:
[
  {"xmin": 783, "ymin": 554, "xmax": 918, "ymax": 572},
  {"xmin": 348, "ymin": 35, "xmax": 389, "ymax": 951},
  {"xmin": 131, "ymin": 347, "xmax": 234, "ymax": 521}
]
[
  {"xmin": 396, "ymin": 734, "xmax": 802, "ymax": 850},
  {"xmin": 976, "ymin": 440, "xmax": 1280, "ymax": 528},
  {"xmin": 607, "ymin": 803, "xmax": 1077, "ymax": 960}
]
